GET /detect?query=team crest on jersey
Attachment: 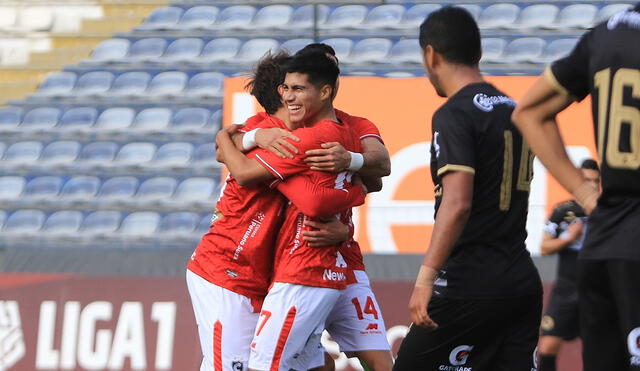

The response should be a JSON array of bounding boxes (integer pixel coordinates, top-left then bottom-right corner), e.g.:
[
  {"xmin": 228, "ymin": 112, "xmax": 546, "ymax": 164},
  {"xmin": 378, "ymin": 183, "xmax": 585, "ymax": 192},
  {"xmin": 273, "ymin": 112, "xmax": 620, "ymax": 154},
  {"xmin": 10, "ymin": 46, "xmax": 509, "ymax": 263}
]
[
  {"xmin": 628, "ymin": 327, "xmax": 640, "ymax": 366},
  {"xmin": 231, "ymin": 360, "xmax": 244, "ymax": 370}
]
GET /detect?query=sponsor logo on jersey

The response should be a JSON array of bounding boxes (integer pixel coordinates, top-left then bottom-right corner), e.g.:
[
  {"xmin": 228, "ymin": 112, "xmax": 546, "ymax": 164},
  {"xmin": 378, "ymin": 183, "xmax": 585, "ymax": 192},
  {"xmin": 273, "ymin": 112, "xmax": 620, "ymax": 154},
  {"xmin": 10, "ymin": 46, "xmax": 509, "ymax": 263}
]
[
  {"xmin": 231, "ymin": 360, "xmax": 244, "ymax": 370},
  {"xmin": 365, "ymin": 323, "xmax": 378, "ymax": 330},
  {"xmin": 438, "ymin": 345, "xmax": 474, "ymax": 370},
  {"xmin": 628, "ymin": 327, "xmax": 640, "ymax": 366},
  {"xmin": 225, "ymin": 269, "xmax": 238, "ymax": 278},
  {"xmin": 472, "ymin": 93, "xmax": 515, "ymax": 112},
  {"xmin": 0, "ymin": 301, "xmax": 25, "ymax": 371},
  {"xmin": 322, "ymin": 269, "xmax": 346, "ymax": 282},
  {"xmin": 433, "ymin": 131, "xmax": 441, "ymax": 158},
  {"xmin": 234, "ymin": 211, "xmax": 265, "ymax": 260}
]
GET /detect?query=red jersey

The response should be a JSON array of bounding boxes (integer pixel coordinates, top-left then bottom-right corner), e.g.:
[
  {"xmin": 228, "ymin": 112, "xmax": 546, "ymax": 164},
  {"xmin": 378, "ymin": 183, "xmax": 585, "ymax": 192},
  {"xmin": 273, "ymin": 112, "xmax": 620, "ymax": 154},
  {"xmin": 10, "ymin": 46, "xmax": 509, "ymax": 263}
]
[{"xmin": 254, "ymin": 119, "xmax": 361, "ymax": 290}]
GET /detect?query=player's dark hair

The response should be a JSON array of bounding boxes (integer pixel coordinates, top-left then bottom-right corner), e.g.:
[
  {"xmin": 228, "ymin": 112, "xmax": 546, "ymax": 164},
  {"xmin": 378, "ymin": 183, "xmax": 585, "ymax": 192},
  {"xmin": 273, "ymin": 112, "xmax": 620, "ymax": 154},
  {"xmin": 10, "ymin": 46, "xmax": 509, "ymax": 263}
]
[
  {"xmin": 244, "ymin": 51, "xmax": 291, "ymax": 114},
  {"xmin": 419, "ymin": 6, "xmax": 481, "ymax": 67},
  {"xmin": 285, "ymin": 49, "xmax": 339, "ymax": 89},
  {"xmin": 296, "ymin": 43, "xmax": 339, "ymax": 66},
  {"xmin": 581, "ymin": 159, "xmax": 600, "ymax": 172}
]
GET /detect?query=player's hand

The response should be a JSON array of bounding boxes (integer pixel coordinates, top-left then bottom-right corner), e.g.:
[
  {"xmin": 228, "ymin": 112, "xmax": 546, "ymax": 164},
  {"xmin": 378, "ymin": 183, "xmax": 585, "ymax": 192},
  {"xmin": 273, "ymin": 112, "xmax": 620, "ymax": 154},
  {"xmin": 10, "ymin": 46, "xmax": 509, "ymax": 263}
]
[
  {"xmin": 222, "ymin": 123, "xmax": 244, "ymax": 135},
  {"xmin": 566, "ymin": 219, "xmax": 583, "ymax": 241},
  {"xmin": 408, "ymin": 285, "xmax": 438, "ymax": 329},
  {"xmin": 352, "ymin": 175, "xmax": 368, "ymax": 194},
  {"xmin": 302, "ymin": 218, "xmax": 349, "ymax": 247},
  {"xmin": 255, "ymin": 128, "xmax": 300, "ymax": 159},
  {"xmin": 305, "ymin": 142, "xmax": 350, "ymax": 172},
  {"xmin": 215, "ymin": 129, "xmax": 231, "ymax": 163}
]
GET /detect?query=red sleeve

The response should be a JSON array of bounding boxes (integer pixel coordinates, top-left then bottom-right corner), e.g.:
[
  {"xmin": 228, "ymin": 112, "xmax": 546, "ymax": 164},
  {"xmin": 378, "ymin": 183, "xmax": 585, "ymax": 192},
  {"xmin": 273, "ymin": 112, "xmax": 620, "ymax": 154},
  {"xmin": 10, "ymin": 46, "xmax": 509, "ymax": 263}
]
[
  {"xmin": 251, "ymin": 126, "xmax": 320, "ymax": 180},
  {"xmin": 239, "ymin": 113, "xmax": 268, "ymax": 132},
  {"xmin": 277, "ymin": 175, "xmax": 365, "ymax": 218},
  {"xmin": 335, "ymin": 109, "xmax": 384, "ymax": 144}
]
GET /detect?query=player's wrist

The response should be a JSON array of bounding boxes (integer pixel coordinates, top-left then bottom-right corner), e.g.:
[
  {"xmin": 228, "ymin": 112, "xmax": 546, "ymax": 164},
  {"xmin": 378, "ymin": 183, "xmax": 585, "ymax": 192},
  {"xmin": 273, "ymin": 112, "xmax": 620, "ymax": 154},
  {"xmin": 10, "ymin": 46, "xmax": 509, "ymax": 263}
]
[
  {"xmin": 573, "ymin": 181, "xmax": 598, "ymax": 212},
  {"xmin": 415, "ymin": 265, "xmax": 439, "ymax": 288},
  {"xmin": 347, "ymin": 151, "xmax": 364, "ymax": 172},
  {"xmin": 242, "ymin": 128, "xmax": 259, "ymax": 151}
]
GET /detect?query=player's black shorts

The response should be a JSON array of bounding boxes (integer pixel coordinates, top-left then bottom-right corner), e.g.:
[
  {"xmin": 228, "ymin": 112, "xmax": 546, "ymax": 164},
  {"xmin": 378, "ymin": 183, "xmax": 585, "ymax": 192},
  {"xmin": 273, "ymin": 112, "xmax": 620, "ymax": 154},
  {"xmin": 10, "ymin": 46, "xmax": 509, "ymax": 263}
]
[
  {"xmin": 540, "ymin": 280, "xmax": 579, "ymax": 340},
  {"xmin": 393, "ymin": 294, "xmax": 542, "ymax": 371},
  {"xmin": 579, "ymin": 259, "xmax": 640, "ymax": 371}
]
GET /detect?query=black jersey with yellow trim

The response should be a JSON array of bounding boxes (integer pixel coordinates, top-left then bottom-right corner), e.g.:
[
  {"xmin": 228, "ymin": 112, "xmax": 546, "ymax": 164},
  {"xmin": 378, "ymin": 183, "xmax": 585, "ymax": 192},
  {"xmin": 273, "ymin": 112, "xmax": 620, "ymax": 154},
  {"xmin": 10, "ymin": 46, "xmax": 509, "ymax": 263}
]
[
  {"xmin": 546, "ymin": 4, "xmax": 640, "ymax": 260},
  {"xmin": 429, "ymin": 82, "xmax": 541, "ymax": 299},
  {"xmin": 544, "ymin": 200, "xmax": 587, "ymax": 283}
]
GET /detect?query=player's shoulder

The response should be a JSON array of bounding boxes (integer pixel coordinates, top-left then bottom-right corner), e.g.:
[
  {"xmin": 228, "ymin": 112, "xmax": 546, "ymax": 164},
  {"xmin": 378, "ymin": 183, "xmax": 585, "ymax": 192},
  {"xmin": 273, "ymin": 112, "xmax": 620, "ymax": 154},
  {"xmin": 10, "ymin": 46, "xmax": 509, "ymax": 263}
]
[
  {"xmin": 242, "ymin": 112, "xmax": 287, "ymax": 131},
  {"xmin": 335, "ymin": 109, "xmax": 376, "ymax": 127}
]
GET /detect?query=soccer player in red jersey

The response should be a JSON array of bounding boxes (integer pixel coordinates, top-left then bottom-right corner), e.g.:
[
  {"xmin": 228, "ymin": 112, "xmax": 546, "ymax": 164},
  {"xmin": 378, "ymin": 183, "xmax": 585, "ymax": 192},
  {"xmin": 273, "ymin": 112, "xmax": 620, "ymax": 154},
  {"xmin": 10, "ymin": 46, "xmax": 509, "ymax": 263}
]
[{"xmin": 186, "ymin": 52, "xmax": 366, "ymax": 371}]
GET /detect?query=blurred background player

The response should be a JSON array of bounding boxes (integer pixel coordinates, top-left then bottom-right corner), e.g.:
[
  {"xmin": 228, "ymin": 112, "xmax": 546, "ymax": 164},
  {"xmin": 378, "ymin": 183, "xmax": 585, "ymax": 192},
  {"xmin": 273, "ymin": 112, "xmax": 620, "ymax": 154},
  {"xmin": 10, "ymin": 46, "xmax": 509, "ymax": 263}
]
[
  {"xmin": 538, "ymin": 159, "xmax": 600, "ymax": 371},
  {"xmin": 513, "ymin": 4, "xmax": 640, "ymax": 370},
  {"xmin": 394, "ymin": 7, "xmax": 542, "ymax": 370}
]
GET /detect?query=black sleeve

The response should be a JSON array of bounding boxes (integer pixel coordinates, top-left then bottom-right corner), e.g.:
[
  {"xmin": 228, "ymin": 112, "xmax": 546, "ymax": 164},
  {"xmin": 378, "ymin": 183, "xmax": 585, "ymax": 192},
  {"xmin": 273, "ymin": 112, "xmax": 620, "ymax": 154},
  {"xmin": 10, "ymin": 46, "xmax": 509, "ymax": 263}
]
[
  {"xmin": 546, "ymin": 31, "xmax": 592, "ymax": 101},
  {"xmin": 543, "ymin": 205, "xmax": 566, "ymax": 238},
  {"xmin": 432, "ymin": 107, "xmax": 476, "ymax": 177}
]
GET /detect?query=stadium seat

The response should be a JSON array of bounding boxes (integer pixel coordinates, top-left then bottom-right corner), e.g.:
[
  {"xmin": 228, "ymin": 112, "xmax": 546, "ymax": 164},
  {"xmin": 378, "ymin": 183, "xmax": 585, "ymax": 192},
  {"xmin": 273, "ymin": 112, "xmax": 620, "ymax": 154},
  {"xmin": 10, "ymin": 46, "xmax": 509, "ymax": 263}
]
[
  {"xmin": 57, "ymin": 107, "xmax": 98, "ymax": 131},
  {"xmin": 0, "ymin": 142, "xmax": 4, "ymax": 158},
  {"xmin": 209, "ymin": 109, "xmax": 222, "ymax": 130},
  {"xmin": 192, "ymin": 143, "xmax": 216, "ymax": 166},
  {"xmin": 343, "ymin": 38, "xmax": 393, "ymax": 64},
  {"xmin": 79, "ymin": 210, "xmax": 122, "ymax": 237},
  {"xmin": 319, "ymin": 5, "xmax": 368, "ymax": 30},
  {"xmin": 2, "ymin": 210, "xmax": 46, "ymax": 235},
  {"xmin": 507, "ymin": 4, "xmax": 559, "ymax": 30},
  {"xmin": 82, "ymin": 39, "xmax": 130, "ymax": 65},
  {"xmin": 31, "ymin": 72, "xmax": 77, "ymax": 98},
  {"xmin": 95, "ymin": 108, "xmax": 135, "ymax": 132},
  {"xmin": 18, "ymin": 7, "xmax": 54, "ymax": 32},
  {"xmin": 250, "ymin": 5, "xmax": 293, "ymax": 29},
  {"xmin": 113, "ymin": 142, "xmax": 156, "ymax": 166},
  {"xmin": 20, "ymin": 107, "xmax": 60, "ymax": 131},
  {"xmin": 207, "ymin": 5, "xmax": 256, "ymax": 30},
  {"xmin": 0, "ymin": 176, "xmax": 25, "ymax": 200},
  {"xmin": 42, "ymin": 210, "xmax": 83, "ymax": 236},
  {"xmin": 595, "ymin": 4, "xmax": 632, "ymax": 24},
  {"xmin": 151, "ymin": 142, "xmax": 194, "ymax": 167},
  {"xmin": 170, "ymin": 6, "xmax": 218, "ymax": 30},
  {"xmin": 280, "ymin": 38, "xmax": 314, "ymax": 54},
  {"xmin": 131, "ymin": 108, "xmax": 172, "ymax": 131},
  {"xmin": 60, "ymin": 176, "xmax": 100, "ymax": 199},
  {"xmin": 320, "ymin": 38, "xmax": 353, "ymax": 62},
  {"xmin": 78, "ymin": 141, "xmax": 119, "ymax": 165},
  {"xmin": 0, "ymin": 107, "xmax": 23, "ymax": 133},
  {"xmin": 171, "ymin": 107, "xmax": 211, "ymax": 132},
  {"xmin": 160, "ymin": 38, "xmax": 205, "ymax": 64},
  {"xmin": 193, "ymin": 38, "xmax": 242, "ymax": 64},
  {"xmin": 478, "ymin": 3, "xmax": 520, "ymax": 29},
  {"xmin": 23, "ymin": 176, "xmax": 63, "ymax": 201},
  {"xmin": 136, "ymin": 7, "xmax": 184, "ymax": 31},
  {"xmin": 0, "ymin": 211, "xmax": 6, "ymax": 230},
  {"xmin": 124, "ymin": 38, "xmax": 168, "ymax": 63},
  {"xmin": 109, "ymin": 72, "xmax": 151, "ymax": 97},
  {"xmin": 533, "ymin": 38, "xmax": 579, "ymax": 64},
  {"xmin": 119, "ymin": 211, "xmax": 160, "ymax": 237},
  {"xmin": 229, "ymin": 39, "xmax": 279, "ymax": 65},
  {"xmin": 457, "ymin": 4, "xmax": 482, "ymax": 20},
  {"xmin": 357, "ymin": 4, "xmax": 404, "ymax": 29},
  {"xmin": 147, "ymin": 71, "xmax": 188, "ymax": 96},
  {"xmin": 502, "ymin": 37, "xmax": 546, "ymax": 63},
  {"xmin": 136, "ymin": 177, "xmax": 177, "ymax": 201},
  {"xmin": 160, "ymin": 212, "xmax": 199, "ymax": 236},
  {"xmin": 40, "ymin": 141, "xmax": 81, "ymax": 165},
  {"xmin": 382, "ymin": 39, "xmax": 421, "ymax": 64},
  {"xmin": 480, "ymin": 38, "xmax": 507, "ymax": 63},
  {"xmin": 392, "ymin": 4, "xmax": 440, "ymax": 29},
  {"xmin": 3, "ymin": 141, "xmax": 43, "ymax": 165},
  {"xmin": 73, "ymin": 71, "xmax": 114, "ymax": 97},
  {"xmin": 545, "ymin": 4, "xmax": 598, "ymax": 30},
  {"xmin": 279, "ymin": 5, "xmax": 329, "ymax": 31},
  {"xmin": 0, "ymin": 7, "xmax": 17, "ymax": 30},
  {"xmin": 384, "ymin": 71, "xmax": 416, "ymax": 78},
  {"xmin": 98, "ymin": 176, "xmax": 139, "ymax": 200},
  {"xmin": 184, "ymin": 72, "xmax": 224, "ymax": 99},
  {"xmin": 174, "ymin": 177, "xmax": 216, "ymax": 202},
  {"xmin": 197, "ymin": 213, "xmax": 212, "ymax": 233}
]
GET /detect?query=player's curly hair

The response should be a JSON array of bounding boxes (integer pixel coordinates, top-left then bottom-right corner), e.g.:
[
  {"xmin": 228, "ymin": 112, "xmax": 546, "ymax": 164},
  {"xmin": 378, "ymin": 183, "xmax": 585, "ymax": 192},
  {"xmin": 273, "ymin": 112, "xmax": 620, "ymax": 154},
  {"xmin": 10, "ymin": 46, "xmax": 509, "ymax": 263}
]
[{"xmin": 244, "ymin": 51, "xmax": 291, "ymax": 114}]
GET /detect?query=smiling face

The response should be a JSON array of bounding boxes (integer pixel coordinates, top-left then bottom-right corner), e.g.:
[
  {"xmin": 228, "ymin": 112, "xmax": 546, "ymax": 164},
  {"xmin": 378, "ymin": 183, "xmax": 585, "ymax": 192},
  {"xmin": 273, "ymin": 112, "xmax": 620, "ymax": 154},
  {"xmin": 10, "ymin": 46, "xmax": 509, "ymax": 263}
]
[{"xmin": 280, "ymin": 72, "xmax": 328, "ymax": 125}]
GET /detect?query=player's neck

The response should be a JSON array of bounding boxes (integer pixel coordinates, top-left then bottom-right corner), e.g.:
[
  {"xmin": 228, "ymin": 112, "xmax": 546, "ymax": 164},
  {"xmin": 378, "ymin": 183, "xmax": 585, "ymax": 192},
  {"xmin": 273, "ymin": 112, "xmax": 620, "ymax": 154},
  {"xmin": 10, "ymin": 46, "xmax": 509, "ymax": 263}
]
[
  {"xmin": 273, "ymin": 107, "xmax": 295, "ymax": 130},
  {"xmin": 442, "ymin": 65, "xmax": 485, "ymax": 98},
  {"xmin": 306, "ymin": 104, "xmax": 338, "ymax": 126}
]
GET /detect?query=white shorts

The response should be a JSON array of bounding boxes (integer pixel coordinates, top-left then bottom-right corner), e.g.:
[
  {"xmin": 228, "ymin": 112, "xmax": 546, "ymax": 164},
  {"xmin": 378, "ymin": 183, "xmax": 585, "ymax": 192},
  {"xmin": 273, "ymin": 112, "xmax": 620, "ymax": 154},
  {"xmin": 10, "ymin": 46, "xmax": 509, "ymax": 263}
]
[
  {"xmin": 186, "ymin": 269, "xmax": 259, "ymax": 371},
  {"xmin": 248, "ymin": 282, "xmax": 340, "ymax": 371},
  {"xmin": 325, "ymin": 270, "xmax": 390, "ymax": 353}
]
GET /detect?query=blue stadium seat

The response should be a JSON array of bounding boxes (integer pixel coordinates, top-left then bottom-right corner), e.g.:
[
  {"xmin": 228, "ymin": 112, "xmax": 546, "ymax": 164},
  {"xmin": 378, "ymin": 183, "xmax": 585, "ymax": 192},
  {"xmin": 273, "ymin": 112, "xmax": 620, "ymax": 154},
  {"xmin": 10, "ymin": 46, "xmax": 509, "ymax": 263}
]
[
  {"xmin": 152, "ymin": 142, "xmax": 194, "ymax": 167},
  {"xmin": 194, "ymin": 38, "xmax": 242, "ymax": 64},
  {"xmin": 279, "ymin": 5, "xmax": 329, "ymax": 31},
  {"xmin": 79, "ymin": 210, "xmax": 121, "ymax": 237},
  {"xmin": 0, "ymin": 176, "xmax": 25, "ymax": 200},
  {"xmin": 40, "ymin": 141, "xmax": 81, "ymax": 165},
  {"xmin": 229, "ymin": 39, "xmax": 279, "ymax": 65},
  {"xmin": 136, "ymin": 7, "xmax": 184, "ymax": 31},
  {"xmin": 109, "ymin": 72, "xmax": 151, "ymax": 97},
  {"xmin": 207, "ymin": 5, "xmax": 256, "ymax": 30},
  {"xmin": 160, "ymin": 212, "xmax": 198, "ymax": 236},
  {"xmin": 507, "ymin": 4, "xmax": 559, "ymax": 30},
  {"xmin": 82, "ymin": 39, "xmax": 130, "ymax": 65},
  {"xmin": 98, "ymin": 176, "xmax": 139, "ymax": 200},
  {"xmin": 30, "ymin": 72, "xmax": 77, "ymax": 98},
  {"xmin": 2, "ymin": 210, "xmax": 46, "ymax": 235},
  {"xmin": 533, "ymin": 38, "xmax": 579, "ymax": 64},
  {"xmin": 125, "ymin": 38, "xmax": 168, "ymax": 63},
  {"xmin": 193, "ymin": 143, "xmax": 216, "ymax": 166},
  {"xmin": 392, "ymin": 4, "xmax": 440, "ymax": 30},
  {"xmin": 57, "ymin": 107, "xmax": 98, "ymax": 131},
  {"xmin": 160, "ymin": 38, "xmax": 204, "ymax": 64},
  {"xmin": 595, "ymin": 4, "xmax": 632, "ymax": 24},
  {"xmin": 171, "ymin": 107, "xmax": 210, "ymax": 132},
  {"xmin": 209, "ymin": 109, "xmax": 222, "ymax": 130},
  {"xmin": 384, "ymin": 71, "xmax": 416, "ymax": 78},
  {"xmin": 132, "ymin": 108, "xmax": 172, "ymax": 131},
  {"xmin": 457, "ymin": 4, "xmax": 482, "ymax": 20},
  {"xmin": 197, "ymin": 213, "xmax": 212, "ymax": 233},
  {"xmin": 480, "ymin": 38, "xmax": 507, "ymax": 63},
  {"xmin": 3, "ymin": 141, "xmax": 43, "ymax": 165},
  {"xmin": 73, "ymin": 71, "xmax": 114, "ymax": 96},
  {"xmin": 246, "ymin": 5, "xmax": 293, "ymax": 29},
  {"xmin": 170, "ymin": 6, "xmax": 218, "ymax": 30},
  {"xmin": 24, "ymin": 176, "xmax": 63, "ymax": 200},
  {"xmin": 0, "ymin": 142, "xmax": 5, "ymax": 158},
  {"xmin": 545, "ymin": 4, "xmax": 598, "ymax": 30},
  {"xmin": 20, "ymin": 107, "xmax": 60, "ymax": 131},
  {"xmin": 136, "ymin": 177, "xmax": 177, "ymax": 200},
  {"xmin": 343, "ymin": 38, "xmax": 393, "ymax": 64},
  {"xmin": 43, "ymin": 210, "xmax": 83, "ymax": 236},
  {"xmin": 319, "ymin": 5, "xmax": 368, "ymax": 30},
  {"xmin": 60, "ymin": 176, "xmax": 100, "ymax": 199},
  {"xmin": 147, "ymin": 71, "xmax": 188, "ymax": 97},
  {"xmin": 174, "ymin": 177, "xmax": 216, "ymax": 202},
  {"xmin": 357, "ymin": 4, "xmax": 404, "ymax": 29},
  {"xmin": 280, "ymin": 38, "xmax": 314, "ymax": 54},
  {"xmin": 382, "ymin": 39, "xmax": 421, "ymax": 64},
  {"xmin": 0, "ymin": 211, "xmax": 6, "ymax": 230},
  {"xmin": 184, "ymin": 72, "xmax": 224, "ymax": 99},
  {"xmin": 0, "ymin": 107, "xmax": 23, "ymax": 133},
  {"xmin": 320, "ymin": 38, "xmax": 353, "ymax": 62},
  {"xmin": 119, "ymin": 211, "xmax": 160, "ymax": 237},
  {"xmin": 95, "ymin": 108, "xmax": 135, "ymax": 133},
  {"xmin": 113, "ymin": 142, "xmax": 156, "ymax": 166},
  {"xmin": 502, "ymin": 37, "xmax": 546, "ymax": 63},
  {"xmin": 478, "ymin": 3, "xmax": 520, "ymax": 29},
  {"xmin": 78, "ymin": 141, "xmax": 119, "ymax": 165}
]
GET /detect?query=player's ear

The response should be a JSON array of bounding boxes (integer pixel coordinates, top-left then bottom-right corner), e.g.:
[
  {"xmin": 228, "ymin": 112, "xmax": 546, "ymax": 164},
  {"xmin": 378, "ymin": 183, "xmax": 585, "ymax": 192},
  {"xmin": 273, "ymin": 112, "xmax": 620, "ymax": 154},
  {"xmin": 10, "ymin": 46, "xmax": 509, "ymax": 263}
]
[
  {"xmin": 320, "ymin": 84, "xmax": 333, "ymax": 101},
  {"xmin": 425, "ymin": 45, "xmax": 437, "ymax": 70}
]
